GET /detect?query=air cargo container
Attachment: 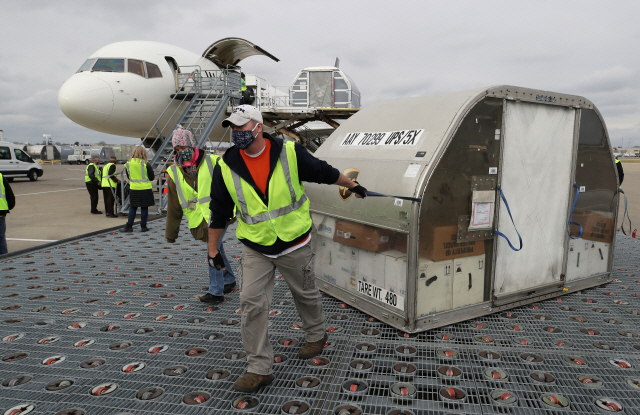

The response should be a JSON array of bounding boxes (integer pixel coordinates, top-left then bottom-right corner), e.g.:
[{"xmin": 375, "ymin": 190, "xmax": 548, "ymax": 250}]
[{"xmin": 305, "ymin": 85, "xmax": 619, "ymax": 332}]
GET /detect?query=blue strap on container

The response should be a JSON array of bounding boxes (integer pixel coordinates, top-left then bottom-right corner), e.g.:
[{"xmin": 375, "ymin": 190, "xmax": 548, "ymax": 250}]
[
  {"xmin": 620, "ymin": 188, "xmax": 632, "ymax": 236},
  {"xmin": 567, "ymin": 184, "xmax": 583, "ymax": 239},
  {"xmin": 494, "ymin": 185, "xmax": 523, "ymax": 251}
]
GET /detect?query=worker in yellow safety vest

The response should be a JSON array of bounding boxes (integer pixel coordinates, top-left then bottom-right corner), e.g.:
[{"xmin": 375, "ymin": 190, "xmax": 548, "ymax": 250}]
[
  {"xmin": 616, "ymin": 157, "xmax": 624, "ymax": 186},
  {"xmin": 0, "ymin": 172, "xmax": 16, "ymax": 255},
  {"xmin": 121, "ymin": 146, "xmax": 155, "ymax": 232},
  {"xmin": 207, "ymin": 105, "xmax": 368, "ymax": 393},
  {"xmin": 101, "ymin": 156, "xmax": 121, "ymax": 218},
  {"xmin": 85, "ymin": 156, "xmax": 102, "ymax": 214},
  {"xmin": 165, "ymin": 128, "xmax": 235, "ymax": 304}
]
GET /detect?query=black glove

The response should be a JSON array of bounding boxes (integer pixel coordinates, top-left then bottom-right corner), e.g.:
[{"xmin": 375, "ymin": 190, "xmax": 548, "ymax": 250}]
[
  {"xmin": 208, "ymin": 252, "xmax": 225, "ymax": 270},
  {"xmin": 350, "ymin": 181, "xmax": 367, "ymax": 198}
]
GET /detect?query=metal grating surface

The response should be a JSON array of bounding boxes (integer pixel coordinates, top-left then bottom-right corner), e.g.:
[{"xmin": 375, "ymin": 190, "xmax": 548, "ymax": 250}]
[{"xmin": 1, "ymin": 221, "xmax": 640, "ymax": 414}]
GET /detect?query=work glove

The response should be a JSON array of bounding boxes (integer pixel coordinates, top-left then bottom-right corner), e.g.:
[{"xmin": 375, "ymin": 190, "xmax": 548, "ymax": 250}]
[
  {"xmin": 351, "ymin": 181, "xmax": 367, "ymax": 198},
  {"xmin": 208, "ymin": 252, "xmax": 225, "ymax": 270}
]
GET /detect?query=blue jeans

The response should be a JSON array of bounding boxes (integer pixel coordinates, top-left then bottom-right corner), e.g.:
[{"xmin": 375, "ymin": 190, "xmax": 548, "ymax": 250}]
[
  {"xmin": 127, "ymin": 206, "xmax": 148, "ymax": 226},
  {"xmin": 0, "ymin": 216, "xmax": 7, "ymax": 255},
  {"xmin": 209, "ymin": 227, "xmax": 236, "ymax": 296}
]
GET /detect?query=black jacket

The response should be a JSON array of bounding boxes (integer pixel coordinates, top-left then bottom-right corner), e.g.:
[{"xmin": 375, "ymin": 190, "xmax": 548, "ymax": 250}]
[
  {"xmin": 209, "ymin": 133, "xmax": 340, "ymax": 255},
  {"xmin": 87, "ymin": 164, "xmax": 101, "ymax": 186},
  {"xmin": 616, "ymin": 160, "xmax": 624, "ymax": 186},
  {"xmin": 0, "ymin": 177, "xmax": 15, "ymax": 216}
]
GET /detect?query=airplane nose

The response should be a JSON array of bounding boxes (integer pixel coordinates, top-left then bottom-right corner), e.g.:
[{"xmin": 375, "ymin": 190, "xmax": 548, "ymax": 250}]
[{"xmin": 58, "ymin": 74, "xmax": 114, "ymax": 124}]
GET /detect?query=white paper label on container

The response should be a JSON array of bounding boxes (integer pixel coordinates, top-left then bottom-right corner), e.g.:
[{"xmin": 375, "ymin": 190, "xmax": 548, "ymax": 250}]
[
  {"xmin": 357, "ymin": 280, "xmax": 405, "ymax": 310},
  {"xmin": 340, "ymin": 130, "xmax": 424, "ymax": 146},
  {"xmin": 488, "ymin": 167, "xmax": 498, "ymax": 175},
  {"xmin": 404, "ymin": 164, "xmax": 421, "ymax": 178},
  {"xmin": 471, "ymin": 202, "xmax": 492, "ymax": 226},
  {"xmin": 394, "ymin": 198, "xmax": 403, "ymax": 207},
  {"xmin": 579, "ymin": 186, "xmax": 586, "ymax": 192}
]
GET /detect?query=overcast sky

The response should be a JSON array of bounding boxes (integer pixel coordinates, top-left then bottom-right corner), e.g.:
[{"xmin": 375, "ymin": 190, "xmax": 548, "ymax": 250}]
[{"xmin": 1, "ymin": 1, "xmax": 639, "ymax": 147}]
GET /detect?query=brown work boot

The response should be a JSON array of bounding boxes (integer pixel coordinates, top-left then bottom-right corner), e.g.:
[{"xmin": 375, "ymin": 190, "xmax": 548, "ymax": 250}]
[
  {"xmin": 233, "ymin": 372, "xmax": 274, "ymax": 393},
  {"xmin": 299, "ymin": 333, "xmax": 328, "ymax": 359}
]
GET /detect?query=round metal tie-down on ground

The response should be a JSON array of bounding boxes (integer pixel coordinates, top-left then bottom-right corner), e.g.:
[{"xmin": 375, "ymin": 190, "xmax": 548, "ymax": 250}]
[
  {"xmin": 282, "ymin": 400, "xmax": 310, "ymax": 414},
  {"xmin": 187, "ymin": 317, "xmax": 205, "ymax": 324},
  {"xmin": 81, "ymin": 358, "xmax": 105, "ymax": 369},
  {"xmin": 135, "ymin": 327, "xmax": 154, "ymax": 334},
  {"xmin": 279, "ymin": 338, "xmax": 299, "ymax": 346},
  {"xmin": 45, "ymin": 379, "xmax": 73, "ymax": 391},
  {"xmin": 350, "ymin": 360, "xmax": 373, "ymax": 372},
  {"xmin": 73, "ymin": 339, "xmax": 95, "ymax": 348},
  {"xmin": 559, "ymin": 305, "xmax": 575, "ymax": 311},
  {"xmin": 535, "ymin": 314, "xmax": 552, "ymax": 320},
  {"xmin": 109, "ymin": 342, "xmax": 131, "ymax": 350},
  {"xmin": 555, "ymin": 340, "xmax": 573, "ymax": 348},
  {"xmin": 38, "ymin": 336, "xmax": 60, "ymax": 345},
  {"xmin": 3, "ymin": 352, "xmax": 28, "ymax": 362},
  {"xmin": 619, "ymin": 330, "xmax": 638, "ymax": 338},
  {"xmin": 307, "ymin": 357, "xmax": 330, "ymax": 368},
  {"xmin": 183, "ymin": 391, "xmax": 210, "ymax": 405},
  {"xmin": 296, "ymin": 376, "xmax": 320, "ymax": 389},
  {"xmin": 42, "ymin": 355, "xmax": 65, "ymax": 365},
  {"xmin": 342, "ymin": 379, "xmax": 368, "ymax": 394},
  {"xmin": 570, "ymin": 316, "xmax": 587, "ymax": 323},
  {"xmin": 290, "ymin": 323, "xmax": 303, "ymax": 330},
  {"xmin": 542, "ymin": 394, "xmax": 569, "ymax": 408},
  {"xmin": 277, "ymin": 300, "xmax": 291, "ymax": 306},
  {"xmin": 90, "ymin": 382, "xmax": 117, "ymax": 396},
  {"xmin": 530, "ymin": 371, "xmax": 554, "ymax": 383},
  {"xmin": 471, "ymin": 322, "xmax": 487, "ymax": 330},
  {"xmin": 3, "ymin": 375, "xmax": 32, "ymax": 387},
  {"xmin": 225, "ymin": 350, "xmax": 247, "ymax": 360},
  {"xmin": 332, "ymin": 314, "xmax": 349, "ymax": 321},
  {"xmin": 395, "ymin": 345, "xmax": 416, "ymax": 357},
  {"xmin": 543, "ymin": 326, "xmax": 562, "ymax": 334},
  {"xmin": 436, "ymin": 332, "xmax": 455, "ymax": 341},
  {"xmin": 439, "ymin": 387, "xmax": 466, "ymax": 401},
  {"xmin": 521, "ymin": 353, "xmax": 543, "ymax": 363},
  {"xmin": 220, "ymin": 318, "xmax": 240, "ymax": 325},
  {"xmin": 604, "ymin": 318, "xmax": 622, "ymax": 324},
  {"xmin": 232, "ymin": 396, "xmax": 259, "ymax": 410},
  {"xmin": 274, "ymin": 354, "xmax": 288, "ymax": 364},
  {"xmin": 91, "ymin": 310, "xmax": 109, "ymax": 317},
  {"xmin": 169, "ymin": 330, "xmax": 188, "ymax": 338},
  {"xmin": 514, "ymin": 337, "xmax": 534, "ymax": 346},
  {"xmin": 99, "ymin": 324, "xmax": 120, "ymax": 332},
  {"xmin": 173, "ymin": 304, "xmax": 187, "ymax": 310},
  {"xmin": 595, "ymin": 398, "xmax": 623, "ymax": 412},
  {"xmin": 67, "ymin": 322, "xmax": 87, "ymax": 330},
  {"xmin": 490, "ymin": 389, "xmax": 517, "ymax": 405},
  {"xmin": 269, "ymin": 310, "xmax": 282, "ymax": 317},
  {"xmin": 438, "ymin": 365, "xmax": 462, "ymax": 379},
  {"xmin": 474, "ymin": 335, "xmax": 494, "ymax": 344},
  {"xmin": 32, "ymin": 306, "xmax": 49, "ymax": 312},
  {"xmin": 583, "ymin": 298, "xmax": 598, "ymax": 303},
  {"xmin": 484, "ymin": 368, "xmax": 507, "ymax": 380},
  {"xmin": 578, "ymin": 375, "xmax": 604, "ymax": 387},
  {"xmin": 361, "ymin": 328, "xmax": 378, "ymax": 336},
  {"xmin": 626, "ymin": 309, "xmax": 640, "ymax": 316},
  {"xmin": 122, "ymin": 362, "xmax": 145, "ymax": 373},
  {"xmin": 206, "ymin": 369, "xmax": 231, "ymax": 380},
  {"xmin": 204, "ymin": 332, "xmax": 224, "ymax": 340},
  {"xmin": 398, "ymin": 331, "xmax": 417, "ymax": 339},
  {"xmin": 479, "ymin": 350, "xmax": 500, "ymax": 360},
  {"xmin": 626, "ymin": 379, "xmax": 640, "ymax": 390},
  {"xmin": 386, "ymin": 410, "xmax": 415, "ymax": 415},
  {"xmin": 2, "ymin": 304, "xmax": 21, "ymax": 311},
  {"xmin": 123, "ymin": 313, "xmax": 140, "ymax": 320},
  {"xmin": 390, "ymin": 382, "xmax": 416, "ymax": 399},
  {"xmin": 610, "ymin": 358, "xmax": 632, "ymax": 369},
  {"xmin": 565, "ymin": 356, "xmax": 587, "ymax": 366},
  {"xmin": 592, "ymin": 307, "xmax": 610, "ymax": 314},
  {"xmin": 155, "ymin": 314, "xmax": 172, "ymax": 321},
  {"xmin": 148, "ymin": 344, "xmax": 168, "ymax": 354},
  {"xmin": 594, "ymin": 341, "xmax": 615, "ymax": 350},
  {"xmin": 393, "ymin": 363, "xmax": 416, "ymax": 377},
  {"xmin": 355, "ymin": 343, "xmax": 377, "ymax": 354},
  {"xmin": 136, "ymin": 387, "xmax": 164, "ymax": 401},
  {"xmin": 333, "ymin": 405, "xmax": 362, "ymax": 415},
  {"xmin": 500, "ymin": 312, "xmax": 517, "ymax": 319},
  {"xmin": 437, "ymin": 349, "xmax": 458, "ymax": 359},
  {"xmin": 185, "ymin": 347, "xmax": 207, "ymax": 357},
  {"xmin": 4, "ymin": 405, "xmax": 35, "ymax": 415},
  {"xmin": 507, "ymin": 324, "xmax": 524, "ymax": 332}
]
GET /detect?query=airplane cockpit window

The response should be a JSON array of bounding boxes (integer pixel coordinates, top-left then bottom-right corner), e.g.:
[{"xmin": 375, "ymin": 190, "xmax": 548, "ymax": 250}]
[
  {"xmin": 76, "ymin": 59, "xmax": 95, "ymax": 73},
  {"xmin": 92, "ymin": 58, "xmax": 125, "ymax": 72},
  {"xmin": 127, "ymin": 59, "xmax": 145, "ymax": 77},
  {"xmin": 146, "ymin": 62, "xmax": 162, "ymax": 78}
]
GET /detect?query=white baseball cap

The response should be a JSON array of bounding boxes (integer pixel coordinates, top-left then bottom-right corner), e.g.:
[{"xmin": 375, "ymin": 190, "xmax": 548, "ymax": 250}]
[{"xmin": 221, "ymin": 105, "xmax": 263, "ymax": 128}]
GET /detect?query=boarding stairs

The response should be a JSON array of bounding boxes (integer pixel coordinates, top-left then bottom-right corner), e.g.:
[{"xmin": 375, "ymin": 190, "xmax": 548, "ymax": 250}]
[{"xmin": 119, "ymin": 67, "xmax": 241, "ymax": 214}]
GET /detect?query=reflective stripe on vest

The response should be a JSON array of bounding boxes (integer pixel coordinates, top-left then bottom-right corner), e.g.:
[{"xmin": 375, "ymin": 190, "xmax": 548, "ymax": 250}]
[
  {"xmin": 101, "ymin": 163, "xmax": 117, "ymax": 188},
  {"xmin": 197, "ymin": 155, "xmax": 215, "ymax": 205},
  {"xmin": 0, "ymin": 173, "xmax": 7, "ymax": 211},
  {"xmin": 126, "ymin": 159, "xmax": 152, "ymax": 190},
  {"xmin": 220, "ymin": 141, "xmax": 311, "ymax": 245},
  {"xmin": 85, "ymin": 163, "xmax": 101, "ymax": 183}
]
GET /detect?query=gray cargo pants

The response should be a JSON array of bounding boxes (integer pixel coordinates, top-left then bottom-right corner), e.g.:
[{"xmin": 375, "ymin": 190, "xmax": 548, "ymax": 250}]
[{"xmin": 239, "ymin": 243, "xmax": 325, "ymax": 375}]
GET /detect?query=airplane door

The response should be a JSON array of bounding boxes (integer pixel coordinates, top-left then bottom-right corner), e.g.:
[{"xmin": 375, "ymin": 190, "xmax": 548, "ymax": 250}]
[
  {"xmin": 493, "ymin": 101, "xmax": 576, "ymax": 297},
  {"xmin": 165, "ymin": 57, "xmax": 179, "ymax": 91}
]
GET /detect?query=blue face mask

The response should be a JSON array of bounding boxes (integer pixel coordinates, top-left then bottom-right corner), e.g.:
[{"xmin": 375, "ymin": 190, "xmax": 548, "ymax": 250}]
[{"xmin": 232, "ymin": 123, "xmax": 259, "ymax": 149}]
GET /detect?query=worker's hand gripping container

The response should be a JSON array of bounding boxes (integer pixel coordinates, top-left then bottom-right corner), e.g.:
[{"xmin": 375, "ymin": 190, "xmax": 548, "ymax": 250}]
[{"xmin": 305, "ymin": 86, "xmax": 619, "ymax": 332}]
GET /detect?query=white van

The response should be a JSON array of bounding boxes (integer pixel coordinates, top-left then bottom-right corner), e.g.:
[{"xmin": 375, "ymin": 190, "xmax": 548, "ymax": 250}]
[{"xmin": 0, "ymin": 141, "xmax": 44, "ymax": 181}]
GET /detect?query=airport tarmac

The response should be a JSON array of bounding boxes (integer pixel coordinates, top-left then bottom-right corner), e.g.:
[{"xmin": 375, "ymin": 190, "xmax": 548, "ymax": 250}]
[
  {"xmin": 5, "ymin": 164, "xmax": 161, "ymax": 253},
  {"xmin": 5, "ymin": 161, "xmax": 639, "ymax": 255}
]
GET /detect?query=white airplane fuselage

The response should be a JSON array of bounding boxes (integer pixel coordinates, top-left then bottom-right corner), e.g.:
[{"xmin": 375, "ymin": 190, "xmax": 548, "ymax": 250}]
[{"xmin": 58, "ymin": 41, "xmax": 222, "ymax": 138}]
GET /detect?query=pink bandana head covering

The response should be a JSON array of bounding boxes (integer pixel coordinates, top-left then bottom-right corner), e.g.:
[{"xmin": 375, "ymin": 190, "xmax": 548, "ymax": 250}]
[{"xmin": 172, "ymin": 128, "xmax": 195, "ymax": 148}]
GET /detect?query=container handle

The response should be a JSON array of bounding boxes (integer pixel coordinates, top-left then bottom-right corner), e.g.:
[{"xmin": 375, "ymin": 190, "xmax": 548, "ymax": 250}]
[
  {"xmin": 494, "ymin": 185, "xmax": 523, "ymax": 251},
  {"xmin": 567, "ymin": 184, "xmax": 583, "ymax": 239}
]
